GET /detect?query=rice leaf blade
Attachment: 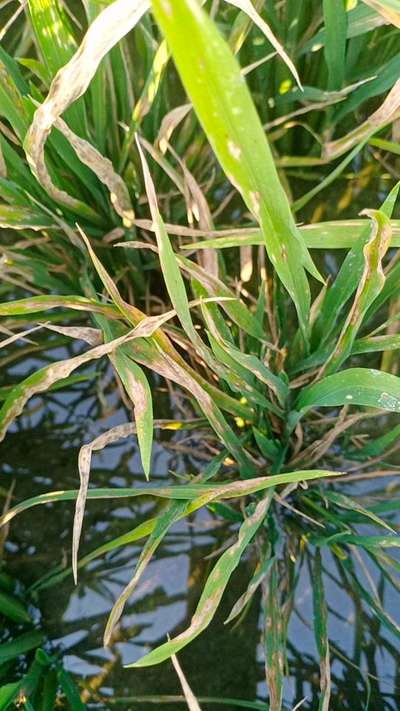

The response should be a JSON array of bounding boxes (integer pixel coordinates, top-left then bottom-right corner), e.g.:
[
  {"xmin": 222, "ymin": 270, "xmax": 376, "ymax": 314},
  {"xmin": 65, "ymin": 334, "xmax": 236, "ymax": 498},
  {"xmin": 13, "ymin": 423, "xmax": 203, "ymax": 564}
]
[
  {"xmin": 150, "ymin": 0, "xmax": 321, "ymax": 335},
  {"xmin": 323, "ymin": 209, "xmax": 392, "ymax": 373},
  {"xmin": 129, "ymin": 491, "xmax": 274, "ymax": 667},
  {"xmin": 312, "ymin": 550, "xmax": 331, "ymax": 711},
  {"xmin": 322, "ymin": 0, "xmax": 347, "ymax": 90},
  {"xmin": 297, "ymin": 367, "xmax": 400, "ymax": 413},
  {"xmin": 112, "ymin": 347, "xmax": 153, "ymax": 479}
]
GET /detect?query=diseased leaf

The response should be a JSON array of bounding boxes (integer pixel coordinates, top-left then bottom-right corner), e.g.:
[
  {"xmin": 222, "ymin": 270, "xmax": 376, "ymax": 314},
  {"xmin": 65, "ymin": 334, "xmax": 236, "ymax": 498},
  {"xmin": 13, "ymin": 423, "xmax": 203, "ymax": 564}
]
[
  {"xmin": 324, "ymin": 78, "xmax": 400, "ymax": 160},
  {"xmin": 225, "ymin": 0, "xmax": 301, "ymax": 88},
  {"xmin": 54, "ymin": 117, "xmax": 134, "ymax": 225},
  {"xmin": 156, "ymin": 103, "xmax": 192, "ymax": 153},
  {"xmin": 297, "ymin": 368, "xmax": 400, "ymax": 414},
  {"xmin": 111, "ymin": 347, "xmax": 153, "ymax": 478},
  {"xmin": 129, "ymin": 491, "xmax": 274, "ymax": 667},
  {"xmin": 321, "ymin": 491, "xmax": 396, "ymax": 533},
  {"xmin": 225, "ymin": 556, "xmax": 275, "ymax": 624},
  {"xmin": 104, "ymin": 453, "xmax": 225, "ymax": 644},
  {"xmin": 136, "ymin": 136, "xmax": 197, "ymax": 342},
  {"xmin": 323, "ymin": 209, "xmax": 392, "ymax": 374},
  {"xmin": 1, "ymin": 470, "xmax": 340, "ymax": 529},
  {"xmin": 363, "ymin": 0, "xmax": 400, "ymax": 27},
  {"xmin": 312, "ymin": 182, "xmax": 399, "ymax": 349},
  {"xmin": 0, "ymin": 294, "xmax": 120, "ymax": 319},
  {"xmin": 0, "ymin": 328, "xmax": 138, "ymax": 444},
  {"xmin": 171, "ymin": 655, "xmax": 203, "ymax": 711},
  {"xmin": 178, "ymin": 219, "xmax": 400, "ymax": 251},
  {"xmin": 263, "ymin": 561, "xmax": 284, "ymax": 711},
  {"xmin": 42, "ymin": 323, "xmax": 102, "ymax": 346},
  {"xmin": 0, "ymin": 204, "xmax": 55, "ymax": 230},
  {"xmin": 150, "ymin": 0, "xmax": 321, "ymax": 335},
  {"xmin": 24, "ymin": 0, "xmax": 148, "ymax": 221},
  {"xmin": 312, "ymin": 550, "xmax": 331, "ymax": 711},
  {"xmin": 352, "ymin": 333, "xmax": 400, "ymax": 355}
]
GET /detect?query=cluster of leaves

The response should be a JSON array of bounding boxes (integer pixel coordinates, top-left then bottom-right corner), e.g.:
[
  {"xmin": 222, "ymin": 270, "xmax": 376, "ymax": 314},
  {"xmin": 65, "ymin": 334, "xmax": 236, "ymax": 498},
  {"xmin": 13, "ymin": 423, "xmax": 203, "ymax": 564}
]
[
  {"xmin": 1, "ymin": 0, "xmax": 400, "ymax": 709},
  {"xmin": 0, "ymin": 570, "xmax": 88, "ymax": 710}
]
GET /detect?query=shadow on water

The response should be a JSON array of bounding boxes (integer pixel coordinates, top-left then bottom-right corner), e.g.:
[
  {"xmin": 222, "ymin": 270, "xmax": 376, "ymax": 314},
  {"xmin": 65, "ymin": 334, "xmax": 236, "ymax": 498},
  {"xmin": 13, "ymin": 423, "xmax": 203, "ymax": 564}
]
[
  {"xmin": 1, "ymin": 170, "xmax": 400, "ymax": 709},
  {"xmin": 1, "ymin": 349, "xmax": 399, "ymax": 710}
]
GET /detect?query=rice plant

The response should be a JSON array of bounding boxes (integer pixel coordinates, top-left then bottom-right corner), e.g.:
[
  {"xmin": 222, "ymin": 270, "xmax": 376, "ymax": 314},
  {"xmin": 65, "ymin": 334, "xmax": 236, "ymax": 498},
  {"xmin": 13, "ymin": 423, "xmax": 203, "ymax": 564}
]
[{"xmin": 1, "ymin": 0, "xmax": 400, "ymax": 708}]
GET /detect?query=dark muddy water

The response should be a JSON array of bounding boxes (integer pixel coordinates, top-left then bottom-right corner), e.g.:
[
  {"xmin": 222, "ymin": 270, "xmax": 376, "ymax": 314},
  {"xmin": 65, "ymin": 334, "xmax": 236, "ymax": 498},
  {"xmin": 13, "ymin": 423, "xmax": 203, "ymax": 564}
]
[
  {"xmin": 1, "ymin": 170, "xmax": 400, "ymax": 711},
  {"xmin": 1, "ymin": 344, "xmax": 399, "ymax": 710}
]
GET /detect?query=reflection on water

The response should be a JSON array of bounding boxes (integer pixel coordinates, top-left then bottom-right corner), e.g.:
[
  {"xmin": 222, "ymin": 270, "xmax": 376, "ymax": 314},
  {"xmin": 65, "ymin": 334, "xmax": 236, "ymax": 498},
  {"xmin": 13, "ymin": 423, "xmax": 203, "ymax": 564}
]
[{"xmin": 1, "ymin": 334, "xmax": 400, "ymax": 708}]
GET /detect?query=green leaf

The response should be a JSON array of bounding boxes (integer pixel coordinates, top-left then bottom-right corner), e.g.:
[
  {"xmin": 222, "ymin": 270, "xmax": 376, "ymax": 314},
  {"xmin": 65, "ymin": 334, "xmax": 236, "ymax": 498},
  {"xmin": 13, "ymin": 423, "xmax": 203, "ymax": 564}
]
[
  {"xmin": 27, "ymin": 0, "xmax": 78, "ymax": 76},
  {"xmin": 347, "ymin": 422, "xmax": 400, "ymax": 459},
  {"xmin": 129, "ymin": 491, "xmax": 274, "ymax": 667},
  {"xmin": 297, "ymin": 368, "xmax": 400, "ymax": 414},
  {"xmin": 323, "ymin": 209, "xmax": 392, "ymax": 373},
  {"xmin": 225, "ymin": 555, "xmax": 275, "ymax": 624},
  {"xmin": 36, "ymin": 452, "xmax": 227, "ymax": 592},
  {"xmin": 340, "ymin": 557, "xmax": 400, "ymax": 638},
  {"xmin": 58, "ymin": 669, "xmax": 87, "ymax": 710},
  {"xmin": 111, "ymin": 347, "xmax": 153, "ymax": 479},
  {"xmin": 300, "ymin": 3, "xmax": 386, "ymax": 56},
  {"xmin": 0, "ymin": 683, "xmax": 20, "ymax": 710},
  {"xmin": 26, "ymin": 0, "xmax": 87, "ymax": 134},
  {"xmin": 321, "ymin": 491, "xmax": 396, "ymax": 533},
  {"xmin": 218, "ymin": 338, "xmax": 288, "ymax": 406},
  {"xmin": 136, "ymin": 137, "xmax": 197, "ymax": 342},
  {"xmin": 104, "ymin": 453, "xmax": 226, "ymax": 644},
  {"xmin": 0, "ymin": 205, "xmax": 55, "ymax": 230},
  {"xmin": 0, "ymin": 631, "xmax": 45, "ymax": 665},
  {"xmin": 363, "ymin": 0, "xmax": 400, "ymax": 27},
  {"xmin": 178, "ymin": 255, "xmax": 265, "ymax": 340},
  {"xmin": 312, "ymin": 550, "xmax": 331, "ymax": 711},
  {"xmin": 0, "ymin": 58, "xmax": 29, "ymax": 141},
  {"xmin": 312, "ymin": 181, "xmax": 399, "ymax": 349},
  {"xmin": 263, "ymin": 561, "xmax": 284, "ymax": 710},
  {"xmin": 150, "ymin": 0, "xmax": 321, "ymax": 335},
  {"xmin": 207, "ymin": 334, "xmax": 278, "ymax": 412},
  {"xmin": 334, "ymin": 51, "xmax": 400, "ymax": 125},
  {"xmin": 323, "ymin": 0, "xmax": 347, "ymax": 90},
  {"xmin": 0, "ymin": 589, "xmax": 31, "ymax": 624},
  {"xmin": 1, "ymin": 470, "xmax": 340, "ymax": 529},
  {"xmin": 104, "ymin": 500, "xmax": 186, "ymax": 645},
  {"xmin": 39, "ymin": 670, "xmax": 58, "ymax": 711}
]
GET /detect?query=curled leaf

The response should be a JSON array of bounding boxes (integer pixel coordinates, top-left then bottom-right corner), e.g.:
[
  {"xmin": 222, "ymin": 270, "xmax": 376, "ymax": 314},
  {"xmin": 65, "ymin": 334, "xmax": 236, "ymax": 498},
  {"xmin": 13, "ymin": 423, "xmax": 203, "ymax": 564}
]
[{"xmin": 24, "ymin": 0, "xmax": 149, "ymax": 220}]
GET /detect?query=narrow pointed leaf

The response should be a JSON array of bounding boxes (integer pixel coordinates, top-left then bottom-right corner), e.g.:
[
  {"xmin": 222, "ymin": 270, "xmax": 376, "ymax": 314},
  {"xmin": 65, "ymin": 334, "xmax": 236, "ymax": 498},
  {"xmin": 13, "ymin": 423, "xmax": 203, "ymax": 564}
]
[
  {"xmin": 111, "ymin": 347, "xmax": 153, "ymax": 479},
  {"xmin": 323, "ymin": 209, "xmax": 392, "ymax": 373},
  {"xmin": 150, "ymin": 0, "xmax": 321, "ymax": 334},
  {"xmin": 129, "ymin": 491, "xmax": 273, "ymax": 667},
  {"xmin": 297, "ymin": 368, "xmax": 400, "ymax": 414},
  {"xmin": 312, "ymin": 551, "xmax": 331, "ymax": 711}
]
